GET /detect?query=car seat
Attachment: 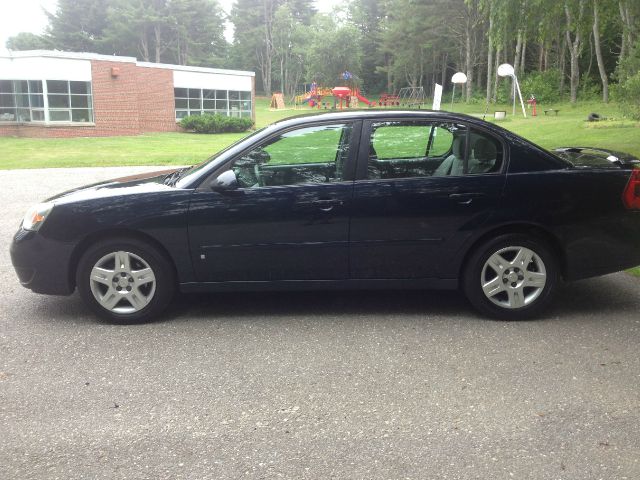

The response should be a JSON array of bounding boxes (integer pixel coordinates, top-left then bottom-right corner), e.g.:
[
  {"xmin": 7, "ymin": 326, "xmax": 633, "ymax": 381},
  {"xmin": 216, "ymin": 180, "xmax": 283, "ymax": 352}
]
[
  {"xmin": 433, "ymin": 135, "xmax": 466, "ymax": 176},
  {"xmin": 469, "ymin": 136, "xmax": 497, "ymax": 174}
]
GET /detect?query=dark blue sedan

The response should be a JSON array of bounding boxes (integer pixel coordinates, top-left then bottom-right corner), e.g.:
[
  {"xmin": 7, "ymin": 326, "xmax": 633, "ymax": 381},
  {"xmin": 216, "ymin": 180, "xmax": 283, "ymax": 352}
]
[{"xmin": 10, "ymin": 111, "xmax": 640, "ymax": 323}]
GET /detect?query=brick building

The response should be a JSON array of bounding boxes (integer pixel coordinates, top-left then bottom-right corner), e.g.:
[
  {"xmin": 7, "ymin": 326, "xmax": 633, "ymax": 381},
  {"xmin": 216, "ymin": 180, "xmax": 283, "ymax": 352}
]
[{"xmin": 0, "ymin": 50, "xmax": 255, "ymax": 138}]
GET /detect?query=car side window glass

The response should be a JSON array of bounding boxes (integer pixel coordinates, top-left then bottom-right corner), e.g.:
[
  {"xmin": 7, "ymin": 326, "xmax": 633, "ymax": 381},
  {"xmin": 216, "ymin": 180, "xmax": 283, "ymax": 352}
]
[
  {"xmin": 467, "ymin": 129, "xmax": 503, "ymax": 175},
  {"xmin": 233, "ymin": 123, "xmax": 352, "ymax": 188},
  {"xmin": 368, "ymin": 121, "xmax": 465, "ymax": 179}
]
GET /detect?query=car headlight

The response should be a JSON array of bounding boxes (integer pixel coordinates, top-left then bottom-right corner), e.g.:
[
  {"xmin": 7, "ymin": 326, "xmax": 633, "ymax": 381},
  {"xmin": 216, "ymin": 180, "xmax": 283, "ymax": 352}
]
[{"xmin": 22, "ymin": 202, "xmax": 54, "ymax": 231}]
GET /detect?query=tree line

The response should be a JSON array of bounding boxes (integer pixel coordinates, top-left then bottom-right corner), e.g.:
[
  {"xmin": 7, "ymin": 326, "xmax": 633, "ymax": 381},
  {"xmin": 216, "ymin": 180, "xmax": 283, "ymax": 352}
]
[{"xmin": 6, "ymin": 0, "xmax": 640, "ymax": 106}]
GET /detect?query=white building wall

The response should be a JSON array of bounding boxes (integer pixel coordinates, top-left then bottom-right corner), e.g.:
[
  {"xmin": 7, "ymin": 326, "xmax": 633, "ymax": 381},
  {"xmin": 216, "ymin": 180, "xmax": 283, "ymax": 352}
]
[
  {"xmin": 173, "ymin": 70, "xmax": 252, "ymax": 91},
  {"xmin": 0, "ymin": 56, "xmax": 92, "ymax": 81}
]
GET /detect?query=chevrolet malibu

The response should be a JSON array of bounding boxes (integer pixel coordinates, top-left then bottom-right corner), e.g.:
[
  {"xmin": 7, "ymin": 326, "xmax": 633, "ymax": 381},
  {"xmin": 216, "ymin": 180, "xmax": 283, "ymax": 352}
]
[{"xmin": 10, "ymin": 111, "xmax": 640, "ymax": 323}]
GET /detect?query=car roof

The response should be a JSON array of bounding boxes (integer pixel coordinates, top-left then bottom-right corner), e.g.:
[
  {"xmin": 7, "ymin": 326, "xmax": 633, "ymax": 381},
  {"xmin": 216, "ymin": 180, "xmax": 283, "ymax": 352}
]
[{"xmin": 269, "ymin": 109, "xmax": 512, "ymax": 136}]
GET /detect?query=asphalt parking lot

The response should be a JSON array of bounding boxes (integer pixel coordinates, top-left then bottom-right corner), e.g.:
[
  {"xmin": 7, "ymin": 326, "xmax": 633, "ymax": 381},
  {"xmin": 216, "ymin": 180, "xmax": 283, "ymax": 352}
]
[{"xmin": 1, "ymin": 167, "xmax": 639, "ymax": 480}]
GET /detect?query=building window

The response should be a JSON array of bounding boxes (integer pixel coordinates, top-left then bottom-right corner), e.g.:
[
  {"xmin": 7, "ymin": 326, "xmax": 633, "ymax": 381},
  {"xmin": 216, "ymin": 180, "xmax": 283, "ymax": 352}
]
[
  {"xmin": 0, "ymin": 79, "xmax": 93, "ymax": 124},
  {"xmin": 0, "ymin": 80, "xmax": 44, "ymax": 122},
  {"xmin": 175, "ymin": 88, "xmax": 251, "ymax": 120},
  {"xmin": 46, "ymin": 80, "xmax": 93, "ymax": 123}
]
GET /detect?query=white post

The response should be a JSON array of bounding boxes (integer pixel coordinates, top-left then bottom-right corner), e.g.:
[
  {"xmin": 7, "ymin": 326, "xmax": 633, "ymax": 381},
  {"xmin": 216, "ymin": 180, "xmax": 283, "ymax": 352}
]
[
  {"xmin": 450, "ymin": 84, "xmax": 456, "ymax": 111},
  {"xmin": 432, "ymin": 83, "xmax": 443, "ymax": 111},
  {"xmin": 515, "ymin": 77, "xmax": 527, "ymax": 118}
]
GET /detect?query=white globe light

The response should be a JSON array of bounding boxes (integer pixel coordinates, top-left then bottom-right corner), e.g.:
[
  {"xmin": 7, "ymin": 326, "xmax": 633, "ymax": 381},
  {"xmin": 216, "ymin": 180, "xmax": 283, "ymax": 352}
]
[
  {"xmin": 497, "ymin": 63, "xmax": 515, "ymax": 77},
  {"xmin": 451, "ymin": 72, "xmax": 468, "ymax": 84}
]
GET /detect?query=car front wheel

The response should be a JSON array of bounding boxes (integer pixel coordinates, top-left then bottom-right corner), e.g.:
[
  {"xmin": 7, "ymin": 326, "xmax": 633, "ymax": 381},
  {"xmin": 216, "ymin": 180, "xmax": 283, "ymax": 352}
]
[
  {"xmin": 462, "ymin": 234, "xmax": 559, "ymax": 320},
  {"xmin": 76, "ymin": 238, "xmax": 175, "ymax": 324}
]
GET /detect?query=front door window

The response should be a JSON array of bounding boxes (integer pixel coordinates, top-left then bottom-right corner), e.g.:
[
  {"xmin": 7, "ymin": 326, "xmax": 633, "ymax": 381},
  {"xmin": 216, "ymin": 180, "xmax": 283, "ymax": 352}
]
[{"xmin": 232, "ymin": 123, "xmax": 353, "ymax": 188}]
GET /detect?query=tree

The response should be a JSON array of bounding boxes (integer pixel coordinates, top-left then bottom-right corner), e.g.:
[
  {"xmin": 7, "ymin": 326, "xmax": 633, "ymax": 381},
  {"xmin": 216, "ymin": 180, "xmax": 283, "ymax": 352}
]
[
  {"xmin": 614, "ymin": 38, "xmax": 640, "ymax": 118},
  {"xmin": 618, "ymin": 0, "xmax": 639, "ymax": 61},
  {"xmin": 592, "ymin": 0, "xmax": 610, "ymax": 102},
  {"xmin": 46, "ymin": 0, "xmax": 111, "ymax": 53},
  {"xmin": 272, "ymin": 4, "xmax": 312, "ymax": 98},
  {"xmin": 5, "ymin": 33, "xmax": 51, "ymax": 51},
  {"xmin": 306, "ymin": 15, "xmax": 363, "ymax": 86},
  {"xmin": 230, "ymin": 0, "xmax": 316, "ymax": 95},
  {"xmin": 230, "ymin": 0, "xmax": 280, "ymax": 95},
  {"xmin": 102, "ymin": 0, "xmax": 170, "ymax": 62},
  {"xmin": 564, "ymin": 0, "xmax": 588, "ymax": 103},
  {"xmin": 379, "ymin": 0, "xmax": 455, "ymax": 93},
  {"xmin": 166, "ymin": 0, "xmax": 227, "ymax": 66},
  {"xmin": 349, "ymin": 0, "xmax": 386, "ymax": 93}
]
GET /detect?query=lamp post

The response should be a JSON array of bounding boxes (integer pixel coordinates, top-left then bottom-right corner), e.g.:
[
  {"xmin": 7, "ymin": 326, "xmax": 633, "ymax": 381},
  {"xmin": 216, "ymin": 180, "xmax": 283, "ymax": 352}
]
[
  {"xmin": 497, "ymin": 63, "xmax": 527, "ymax": 118},
  {"xmin": 450, "ymin": 72, "xmax": 467, "ymax": 110}
]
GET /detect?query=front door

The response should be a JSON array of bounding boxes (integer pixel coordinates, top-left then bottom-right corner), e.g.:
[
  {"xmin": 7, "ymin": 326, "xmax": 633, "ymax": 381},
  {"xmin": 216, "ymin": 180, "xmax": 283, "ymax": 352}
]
[{"xmin": 188, "ymin": 121, "xmax": 359, "ymax": 282}]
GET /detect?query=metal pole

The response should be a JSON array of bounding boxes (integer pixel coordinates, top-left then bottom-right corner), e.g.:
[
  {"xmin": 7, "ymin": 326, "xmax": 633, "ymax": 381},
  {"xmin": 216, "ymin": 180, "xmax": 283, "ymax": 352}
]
[
  {"xmin": 515, "ymin": 77, "xmax": 527, "ymax": 118},
  {"xmin": 451, "ymin": 84, "xmax": 456, "ymax": 111},
  {"xmin": 512, "ymin": 78, "xmax": 516, "ymax": 116}
]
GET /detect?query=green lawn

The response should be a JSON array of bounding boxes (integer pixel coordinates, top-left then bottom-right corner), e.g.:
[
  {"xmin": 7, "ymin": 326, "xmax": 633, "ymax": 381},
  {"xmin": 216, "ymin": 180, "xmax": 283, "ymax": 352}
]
[{"xmin": 0, "ymin": 97, "xmax": 638, "ymax": 169}]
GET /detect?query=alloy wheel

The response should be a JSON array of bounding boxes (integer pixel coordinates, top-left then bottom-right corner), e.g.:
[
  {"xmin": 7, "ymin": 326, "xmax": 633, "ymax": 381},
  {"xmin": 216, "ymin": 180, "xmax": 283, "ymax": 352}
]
[
  {"xmin": 89, "ymin": 250, "xmax": 156, "ymax": 314},
  {"xmin": 480, "ymin": 246, "xmax": 547, "ymax": 309}
]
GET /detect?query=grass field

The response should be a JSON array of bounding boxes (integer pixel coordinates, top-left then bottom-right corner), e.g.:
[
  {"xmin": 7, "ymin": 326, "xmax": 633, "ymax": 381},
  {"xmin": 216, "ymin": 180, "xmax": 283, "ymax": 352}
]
[{"xmin": 1, "ymin": 97, "xmax": 638, "ymax": 169}]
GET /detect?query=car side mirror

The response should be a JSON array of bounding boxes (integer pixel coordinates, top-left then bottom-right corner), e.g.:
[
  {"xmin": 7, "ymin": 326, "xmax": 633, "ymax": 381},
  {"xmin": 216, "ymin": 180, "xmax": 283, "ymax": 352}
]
[{"xmin": 209, "ymin": 170, "xmax": 238, "ymax": 191}]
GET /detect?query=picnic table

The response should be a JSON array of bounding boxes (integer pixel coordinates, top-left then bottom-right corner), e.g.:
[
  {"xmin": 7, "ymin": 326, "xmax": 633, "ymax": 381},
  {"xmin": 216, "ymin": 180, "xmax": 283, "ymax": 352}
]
[{"xmin": 544, "ymin": 109, "xmax": 560, "ymax": 116}]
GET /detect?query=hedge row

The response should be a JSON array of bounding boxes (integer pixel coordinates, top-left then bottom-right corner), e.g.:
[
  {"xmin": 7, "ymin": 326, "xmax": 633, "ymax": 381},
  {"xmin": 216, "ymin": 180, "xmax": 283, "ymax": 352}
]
[{"xmin": 179, "ymin": 114, "xmax": 254, "ymax": 133}]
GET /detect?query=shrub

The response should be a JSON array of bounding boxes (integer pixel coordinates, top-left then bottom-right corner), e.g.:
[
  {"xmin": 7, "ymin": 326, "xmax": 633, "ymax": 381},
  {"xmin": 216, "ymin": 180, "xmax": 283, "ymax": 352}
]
[
  {"xmin": 579, "ymin": 74, "xmax": 602, "ymax": 101},
  {"xmin": 614, "ymin": 40, "xmax": 640, "ymax": 120},
  {"xmin": 520, "ymin": 69, "xmax": 562, "ymax": 104},
  {"xmin": 179, "ymin": 114, "xmax": 254, "ymax": 133},
  {"xmin": 614, "ymin": 72, "xmax": 640, "ymax": 120}
]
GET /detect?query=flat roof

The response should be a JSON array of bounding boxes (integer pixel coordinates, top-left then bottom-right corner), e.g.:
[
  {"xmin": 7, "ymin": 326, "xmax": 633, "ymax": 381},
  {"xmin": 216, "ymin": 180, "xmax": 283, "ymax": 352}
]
[{"xmin": 1, "ymin": 50, "xmax": 255, "ymax": 77}]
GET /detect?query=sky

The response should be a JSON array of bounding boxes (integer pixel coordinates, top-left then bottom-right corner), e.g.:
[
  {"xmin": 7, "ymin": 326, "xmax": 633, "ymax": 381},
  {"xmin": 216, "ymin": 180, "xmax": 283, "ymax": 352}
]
[{"xmin": 0, "ymin": 0, "xmax": 342, "ymax": 53}]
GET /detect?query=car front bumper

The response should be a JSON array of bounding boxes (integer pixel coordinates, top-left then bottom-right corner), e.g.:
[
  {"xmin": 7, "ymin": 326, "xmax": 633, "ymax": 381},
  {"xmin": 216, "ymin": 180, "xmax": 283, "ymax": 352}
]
[{"xmin": 10, "ymin": 228, "xmax": 76, "ymax": 295}]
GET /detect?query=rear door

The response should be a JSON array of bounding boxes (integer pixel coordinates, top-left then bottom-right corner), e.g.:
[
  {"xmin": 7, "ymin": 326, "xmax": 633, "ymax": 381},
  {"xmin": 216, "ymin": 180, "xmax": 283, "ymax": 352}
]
[{"xmin": 349, "ymin": 119, "xmax": 507, "ymax": 280}]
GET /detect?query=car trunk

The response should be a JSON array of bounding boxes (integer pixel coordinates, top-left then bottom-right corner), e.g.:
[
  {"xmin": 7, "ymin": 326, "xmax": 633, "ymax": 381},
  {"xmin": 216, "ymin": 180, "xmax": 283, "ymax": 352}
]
[{"xmin": 554, "ymin": 147, "xmax": 640, "ymax": 169}]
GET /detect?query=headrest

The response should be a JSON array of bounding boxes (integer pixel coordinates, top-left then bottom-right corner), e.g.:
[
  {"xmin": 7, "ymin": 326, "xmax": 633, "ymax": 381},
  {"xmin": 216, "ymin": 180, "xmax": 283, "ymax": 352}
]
[
  {"xmin": 451, "ymin": 136, "xmax": 465, "ymax": 157},
  {"xmin": 472, "ymin": 136, "xmax": 497, "ymax": 161}
]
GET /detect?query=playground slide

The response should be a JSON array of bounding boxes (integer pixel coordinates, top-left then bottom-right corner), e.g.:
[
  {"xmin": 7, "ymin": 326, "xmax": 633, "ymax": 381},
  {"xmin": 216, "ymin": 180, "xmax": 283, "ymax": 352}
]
[{"xmin": 355, "ymin": 92, "xmax": 373, "ymax": 105}]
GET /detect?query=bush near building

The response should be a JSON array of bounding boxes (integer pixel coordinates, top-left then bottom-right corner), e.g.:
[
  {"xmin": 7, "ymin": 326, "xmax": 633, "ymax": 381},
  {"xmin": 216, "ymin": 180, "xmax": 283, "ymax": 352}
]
[{"xmin": 179, "ymin": 114, "xmax": 254, "ymax": 134}]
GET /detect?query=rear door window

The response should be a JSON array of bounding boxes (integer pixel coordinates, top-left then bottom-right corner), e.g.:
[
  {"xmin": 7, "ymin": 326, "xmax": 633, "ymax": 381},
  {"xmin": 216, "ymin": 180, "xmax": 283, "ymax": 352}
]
[{"xmin": 367, "ymin": 121, "xmax": 465, "ymax": 179}]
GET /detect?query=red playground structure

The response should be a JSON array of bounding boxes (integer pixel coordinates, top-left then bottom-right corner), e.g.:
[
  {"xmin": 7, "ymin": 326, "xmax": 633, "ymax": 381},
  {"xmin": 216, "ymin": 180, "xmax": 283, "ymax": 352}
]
[
  {"xmin": 378, "ymin": 93, "xmax": 400, "ymax": 107},
  {"xmin": 332, "ymin": 86, "xmax": 375, "ymax": 109},
  {"xmin": 296, "ymin": 72, "xmax": 376, "ymax": 109}
]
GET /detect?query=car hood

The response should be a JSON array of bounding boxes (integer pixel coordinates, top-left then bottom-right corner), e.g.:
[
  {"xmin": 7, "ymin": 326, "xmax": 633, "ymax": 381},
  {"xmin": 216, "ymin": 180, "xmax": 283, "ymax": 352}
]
[{"xmin": 45, "ymin": 168, "xmax": 183, "ymax": 205}]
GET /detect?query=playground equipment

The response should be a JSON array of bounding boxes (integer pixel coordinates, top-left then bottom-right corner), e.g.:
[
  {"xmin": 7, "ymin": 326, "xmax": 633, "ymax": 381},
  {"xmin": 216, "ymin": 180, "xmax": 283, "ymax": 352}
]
[
  {"xmin": 398, "ymin": 86, "xmax": 425, "ymax": 107},
  {"xmin": 294, "ymin": 72, "xmax": 376, "ymax": 110},
  {"xmin": 269, "ymin": 93, "xmax": 286, "ymax": 110},
  {"xmin": 527, "ymin": 94, "xmax": 537, "ymax": 116},
  {"xmin": 450, "ymin": 72, "xmax": 467, "ymax": 110},
  {"xmin": 497, "ymin": 63, "xmax": 527, "ymax": 118},
  {"xmin": 378, "ymin": 93, "xmax": 400, "ymax": 107},
  {"xmin": 351, "ymin": 88, "xmax": 375, "ymax": 107},
  {"xmin": 294, "ymin": 82, "xmax": 333, "ymax": 108}
]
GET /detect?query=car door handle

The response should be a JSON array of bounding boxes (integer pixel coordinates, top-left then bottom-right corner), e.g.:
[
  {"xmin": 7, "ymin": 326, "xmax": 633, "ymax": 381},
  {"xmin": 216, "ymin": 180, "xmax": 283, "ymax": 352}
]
[
  {"xmin": 312, "ymin": 199, "xmax": 344, "ymax": 211},
  {"xmin": 449, "ymin": 192, "xmax": 485, "ymax": 205}
]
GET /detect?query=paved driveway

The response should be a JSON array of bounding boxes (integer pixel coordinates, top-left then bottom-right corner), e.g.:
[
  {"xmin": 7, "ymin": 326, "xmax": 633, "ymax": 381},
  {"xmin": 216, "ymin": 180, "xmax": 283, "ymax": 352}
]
[{"xmin": 1, "ymin": 168, "xmax": 639, "ymax": 480}]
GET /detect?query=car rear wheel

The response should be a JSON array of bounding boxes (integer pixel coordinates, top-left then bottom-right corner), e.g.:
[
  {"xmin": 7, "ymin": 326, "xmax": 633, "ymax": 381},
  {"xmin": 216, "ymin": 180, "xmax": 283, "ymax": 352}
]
[
  {"xmin": 76, "ymin": 238, "xmax": 175, "ymax": 324},
  {"xmin": 462, "ymin": 234, "xmax": 558, "ymax": 320}
]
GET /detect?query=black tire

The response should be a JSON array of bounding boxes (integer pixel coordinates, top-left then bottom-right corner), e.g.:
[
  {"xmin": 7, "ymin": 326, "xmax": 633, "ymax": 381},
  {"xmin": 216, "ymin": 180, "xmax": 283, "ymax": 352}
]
[
  {"xmin": 76, "ymin": 237, "xmax": 175, "ymax": 324},
  {"xmin": 462, "ymin": 234, "xmax": 559, "ymax": 320}
]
